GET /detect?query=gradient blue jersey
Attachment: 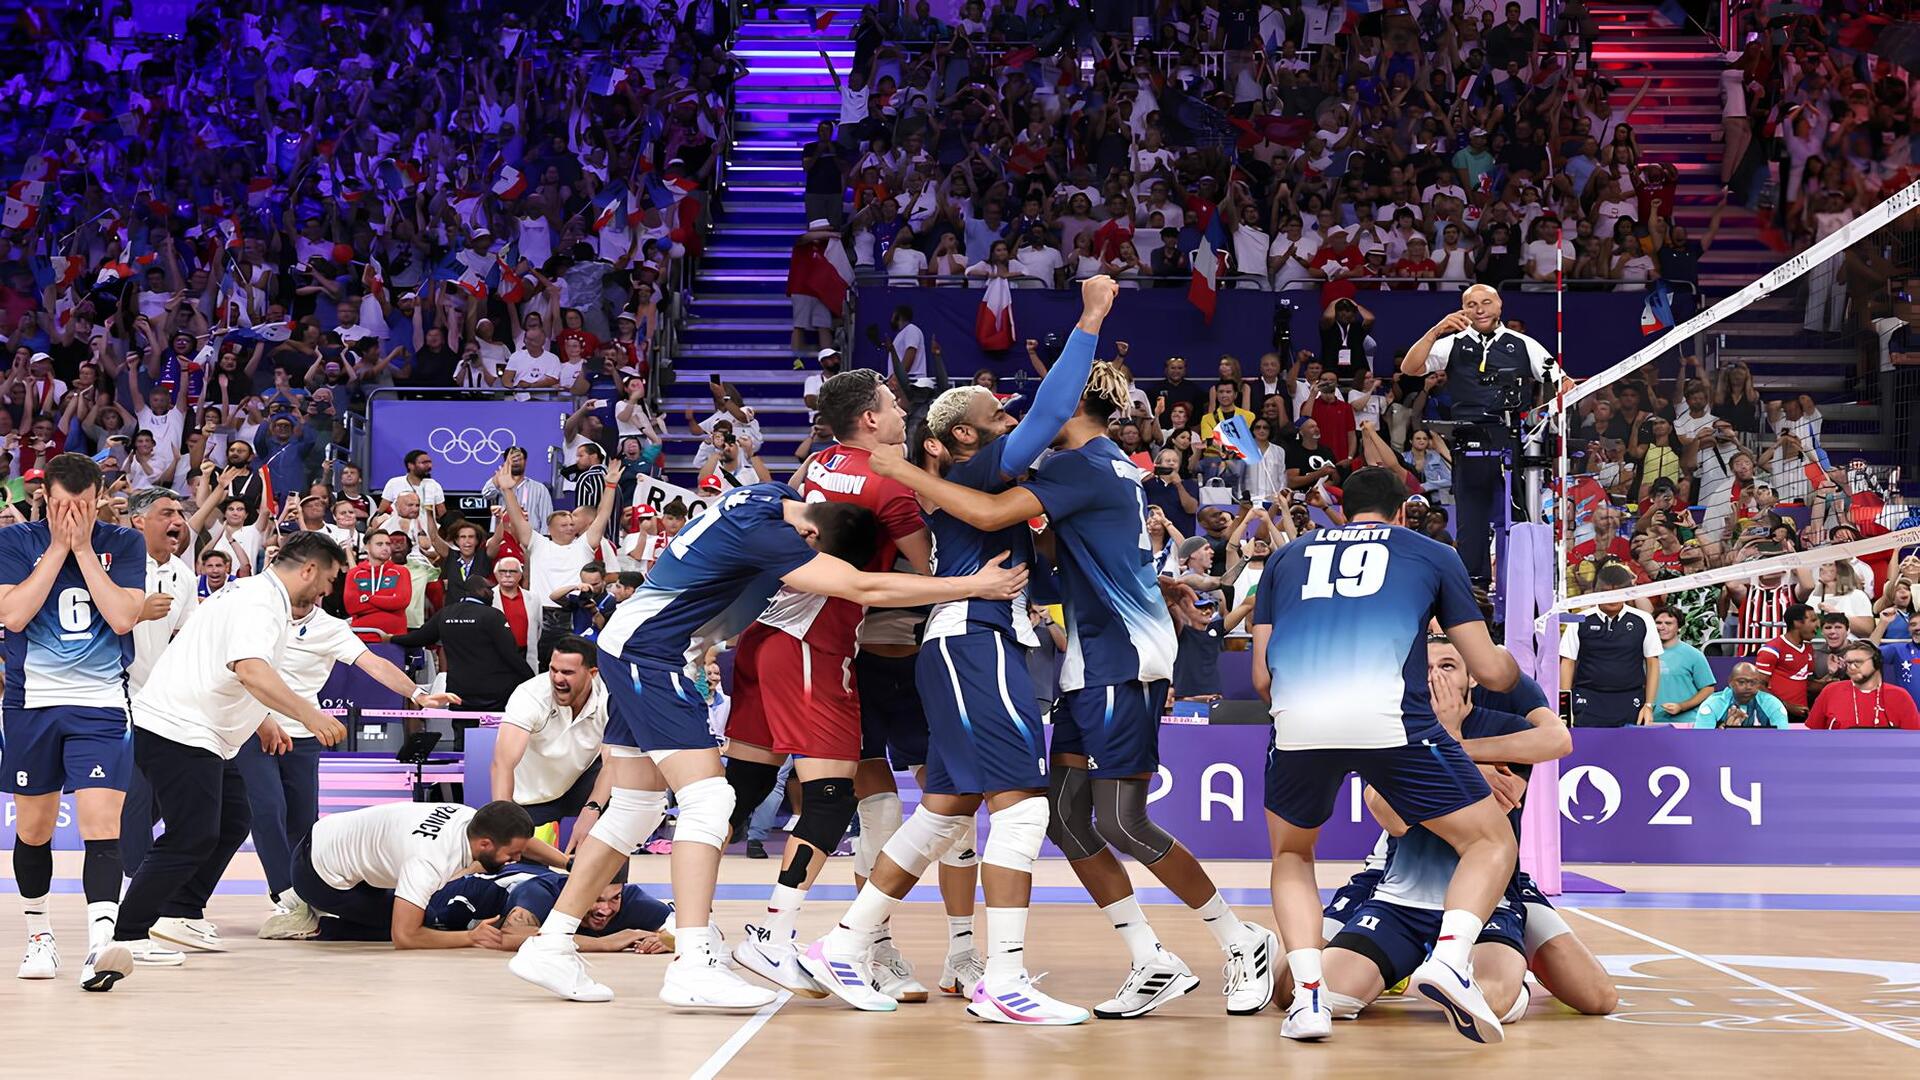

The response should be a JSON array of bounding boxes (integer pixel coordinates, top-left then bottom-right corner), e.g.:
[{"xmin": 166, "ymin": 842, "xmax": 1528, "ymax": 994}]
[
  {"xmin": 597, "ymin": 484, "xmax": 816, "ymax": 676},
  {"xmin": 1372, "ymin": 707, "xmax": 1531, "ymax": 910},
  {"xmin": 0, "ymin": 521, "xmax": 147, "ymax": 709},
  {"xmin": 1022, "ymin": 437, "xmax": 1176, "ymax": 691},
  {"xmin": 1252, "ymin": 523, "xmax": 1480, "ymax": 749},
  {"xmin": 923, "ymin": 327, "xmax": 1098, "ymax": 646}
]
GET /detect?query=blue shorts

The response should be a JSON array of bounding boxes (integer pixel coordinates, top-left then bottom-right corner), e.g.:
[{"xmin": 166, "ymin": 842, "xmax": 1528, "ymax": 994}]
[
  {"xmin": 856, "ymin": 650, "xmax": 929, "ymax": 768},
  {"xmin": 1263, "ymin": 735, "xmax": 1490, "ymax": 830},
  {"xmin": 1050, "ymin": 680, "xmax": 1168, "ymax": 778},
  {"xmin": 1323, "ymin": 866, "xmax": 1384, "ymax": 923},
  {"xmin": 919, "ymin": 634, "xmax": 1048, "ymax": 796},
  {"xmin": 1328, "ymin": 897, "xmax": 1527, "ymax": 988},
  {"xmin": 1, "ymin": 706, "xmax": 130, "ymax": 795},
  {"xmin": 423, "ymin": 876, "xmax": 512, "ymax": 930},
  {"xmin": 1512, "ymin": 871, "xmax": 1553, "ymax": 910},
  {"xmin": 598, "ymin": 653, "xmax": 721, "ymax": 753}
]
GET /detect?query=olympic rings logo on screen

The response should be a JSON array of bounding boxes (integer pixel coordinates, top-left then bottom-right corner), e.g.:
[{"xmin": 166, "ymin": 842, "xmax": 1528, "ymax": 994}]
[{"xmin": 426, "ymin": 427, "xmax": 516, "ymax": 465}]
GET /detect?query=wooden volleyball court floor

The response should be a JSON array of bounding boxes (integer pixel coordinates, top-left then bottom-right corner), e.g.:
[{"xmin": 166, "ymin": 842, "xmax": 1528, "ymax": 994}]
[{"xmin": 5, "ymin": 855, "xmax": 1920, "ymax": 1079}]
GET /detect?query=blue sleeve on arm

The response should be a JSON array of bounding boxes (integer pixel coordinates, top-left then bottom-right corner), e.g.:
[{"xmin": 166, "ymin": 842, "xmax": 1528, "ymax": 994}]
[
  {"xmin": 1691, "ymin": 692, "xmax": 1724, "ymax": 728},
  {"xmin": 998, "ymin": 327, "xmax": 1098, "ymax": 476}
]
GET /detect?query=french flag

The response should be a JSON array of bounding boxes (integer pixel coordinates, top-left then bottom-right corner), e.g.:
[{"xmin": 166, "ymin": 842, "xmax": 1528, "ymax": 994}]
[
  {"xmin": 246, "ymin": 178, "xmax": 277, "ymax": 208},
  {"xmin": 1640, "ymin": 280, "xmax": 1674, "ymax": 335},
  {"xmin": 1188, "ymin": 207, "xmax": 1229, "ymax": 323},
  {"xmin": 229, "ymin": 320, "xmax": 297, "ymax": 344},
  {"xmin": 2, "ymin": 197, "xmax": 39, "ymax": 231},
  {"xmin": 492, "ymin": 165, "xmax": 528, "ymax": 200},
  {"xmin": 975, "ymin": 276, "xmax": 1016, "ymax": 351},
  {"xmin": 8, "ymin": 180, "xmax": 46, "ymax": 206},
  {"xmin": 590, "ymin": 182, "xmax": 628, "ymax": 232},
  {"xmin": 587, "ymin": 61, "xmax": 628, "ymax": 97}
]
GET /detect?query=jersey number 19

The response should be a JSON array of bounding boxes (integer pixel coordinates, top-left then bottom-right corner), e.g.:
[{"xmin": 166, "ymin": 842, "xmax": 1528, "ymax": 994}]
[{"xmin": 1300, "ymin": 543, "xmax": 1388, "ymax": 599}]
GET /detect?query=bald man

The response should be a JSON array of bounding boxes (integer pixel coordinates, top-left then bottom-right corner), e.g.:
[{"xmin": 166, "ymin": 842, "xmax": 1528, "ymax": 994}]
[
  {"xmin": 1690, "ymin": 663, "xmax": 1789, "ymax": 728},
  {"xmin": 1401, "ymin": 285, "xmax": 1563, "ymax": 583}
]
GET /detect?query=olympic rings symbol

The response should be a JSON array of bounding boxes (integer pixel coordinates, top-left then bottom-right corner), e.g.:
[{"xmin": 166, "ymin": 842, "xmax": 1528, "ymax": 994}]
[{"xmin": 426, "ymin": 426, "xmax": 517, "ymax": 465}]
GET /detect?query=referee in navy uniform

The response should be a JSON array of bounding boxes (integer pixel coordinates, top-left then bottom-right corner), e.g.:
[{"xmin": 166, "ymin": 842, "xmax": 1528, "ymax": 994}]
[
  {"xmin": 1558, "ymin": 564, "xmax": 1662, "ymax": 727},
  {"xmin": 1401, "ymin": 284, "xmax": 1564, "ymax": 584}
]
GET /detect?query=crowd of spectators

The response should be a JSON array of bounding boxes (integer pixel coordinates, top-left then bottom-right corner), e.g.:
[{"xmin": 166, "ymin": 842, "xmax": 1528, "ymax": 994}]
[{"xmin": 796, "ymin": 0, "xmax": 1706, "ymax": 304}]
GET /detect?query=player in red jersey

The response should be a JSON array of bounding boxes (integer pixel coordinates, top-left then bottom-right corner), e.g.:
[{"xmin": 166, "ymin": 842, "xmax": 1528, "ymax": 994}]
[{"xmin": 726, "ymin": 369, "xmax": 973, "ymax": 1001}]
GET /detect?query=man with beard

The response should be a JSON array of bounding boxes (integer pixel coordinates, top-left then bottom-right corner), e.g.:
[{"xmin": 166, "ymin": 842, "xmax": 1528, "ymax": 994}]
[
  {"xmin": 380, "ymin": 449, "xmax": 446, "ymax": 517},
  {"xmin": 261, "ymin": 800, "xmax": 564, "ymax": 948},
  {"xmin": 483, "ymin": 446, "xmax": 555, "ymax": 535}
]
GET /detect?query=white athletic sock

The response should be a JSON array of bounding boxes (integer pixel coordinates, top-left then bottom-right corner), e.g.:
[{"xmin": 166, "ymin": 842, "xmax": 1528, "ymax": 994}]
[
  {"xmin": 1194, "ymin": 891, "xmax": 1247, "ymax": 952},
  {"xmin": 834, "ymin": 882, "xmax": 901, "ymax": 939},
  {"xmin": 984, "ymin": 907, "xmax": 1028, "ymax": 985},
  {"xmin": 87, "ymin": 901, "xmax": 118, "ymax": 950},
  {"xmin": 539, "ymin": 911, "xmax": 583, "ymax": 937},
  {"xmin": 947, "ymin": 914, "xmax": 976, "ymax": 957},
  {"xmin": 1286, "ymin": 947, "xmax": 1324, "ymax": 997},
  {"xmin": 1101, "ymin": 896, "xmax": 1162, "ymax": 967},
  {"xmin": 676, "ymin": 923, "xmax": 715, "ymax": 958},
  {"xmin": 22, "ymin": 894, "xmax": 50, "ymax": 938},
  {"xmin": 1433, "ymin": 909, "xmax": 1481, "ymax": 970},
  {"xmin": 765, "ymin": 884, "xmax": 807, "ymax": 939}
]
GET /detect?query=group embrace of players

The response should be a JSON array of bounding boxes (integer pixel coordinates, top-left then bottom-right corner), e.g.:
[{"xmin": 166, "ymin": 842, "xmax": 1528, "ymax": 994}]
[{"xmin": 507, "ymin": 275, "xmax": 1616, "ymax": 1042}]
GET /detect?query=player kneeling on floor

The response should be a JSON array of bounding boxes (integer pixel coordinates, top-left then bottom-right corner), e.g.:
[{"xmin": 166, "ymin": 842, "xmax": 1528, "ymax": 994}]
[
  {"xmin": 261, "ymin": 801, "xmax": 566, "ymax": 947},
  {"xmin": 426, "ymin": 862, "xmax": 673, "ymax": 954}
]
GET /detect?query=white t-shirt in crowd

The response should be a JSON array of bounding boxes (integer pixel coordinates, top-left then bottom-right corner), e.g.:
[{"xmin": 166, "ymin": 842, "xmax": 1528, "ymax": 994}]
[
  {"xmin": 381, "ymin": 475, "xmax": 447, "ymax": 508},
  {"xmin": 505, "ymin": 347, "xmax": 561, "ymax": 388},
  {"xmin": 269, "ymin": 608, "xmax": 369, "ymax": 737},
  {"xmin": 132, "ymin": 570, "xmax": 294, "ymax": 759},
  {"xmin": 500, "ymin": 674, "xmax": 610, "ymax": 804},
  {"xmin": 129, "ymin": 553, "xmax": 199, "ymax": 695},
  {"xmin": 891, "ymin": 323, "xmax": 929, "ymax": 385},
  {"xmin": 1011, "ymin": 245, "xmax": 1064, "ymax": 288},
  {"xmin": 526, "ymin": 531, "xmax": 594, "ymax": 610},
  {"xmin": 138, "ymin": 406, "xmax": 186, "ymax": 451},
  {"xmin": 307, "ymin": 802, "xmax": 478, "ymax": 910}
]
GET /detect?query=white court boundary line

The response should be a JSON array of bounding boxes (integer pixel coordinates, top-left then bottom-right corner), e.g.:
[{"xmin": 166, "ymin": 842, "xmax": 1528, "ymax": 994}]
[
  {"xmin": 1565, "ymin": 907, "xmax": 1920, "ymax": 1052},
  {"xmin": 690, "ymin": 990, "xmax": 792, "ymax": 1080}
]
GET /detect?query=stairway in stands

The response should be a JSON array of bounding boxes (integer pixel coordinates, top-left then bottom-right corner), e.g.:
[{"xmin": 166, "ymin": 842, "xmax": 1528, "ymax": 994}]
[
  {"xmin": 1587, "ymin": 2, "xmax": 1888, "ymax": 467},
  {"xmin": 662, "ymin": 6, "xmax": 864, "ymax": 477}
]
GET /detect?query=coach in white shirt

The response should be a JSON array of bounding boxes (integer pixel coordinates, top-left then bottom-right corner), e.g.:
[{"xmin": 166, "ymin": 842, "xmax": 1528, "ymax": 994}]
[
  {"xmin": 263, "ymin": 800, "xmax": 562, "ymax": 949},
  {"xmin": 102, "ymin": 532, "xmax": 350, "ymax": 989},
  {"xmin": 235, "ymin": 602, "xmax": 459, "ymax": 908},
  {"xmin": 497, "ymin": 459, "xmax": 621, "ymax": 668},
  {"xmin": 120, "ymin": 488, "xmax": 201, "ymax": 907},
  {"xmin": 493, "ymin": 636, "xmax": 612, "ymax": 831}
]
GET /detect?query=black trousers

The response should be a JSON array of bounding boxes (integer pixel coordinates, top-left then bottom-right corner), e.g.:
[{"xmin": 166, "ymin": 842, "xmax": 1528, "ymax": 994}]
[
  {"xmin": 1453, "ymin": 429, "xmax": 1524, "ymax": 584},
  {"xmin": 120, "ymin": 764, "xmax": 158, "ymax": 875},
  {"xmin": 537, "ymin": 608, "xmax": 573, "ymax": 669},
  {"xmin": 115, "ymin": 728, "xmax": 253, "ymax": 941},
  {"xmin": 234, "ymin": 736, "xmax": 323, "ymax": 899},
  {"xmin": 290, "ymin": 834, "xmax": 392, "ymax": 936},
  {"xmin": 522, "ymin": 757, "xmax": 603, "ymax": 827}
]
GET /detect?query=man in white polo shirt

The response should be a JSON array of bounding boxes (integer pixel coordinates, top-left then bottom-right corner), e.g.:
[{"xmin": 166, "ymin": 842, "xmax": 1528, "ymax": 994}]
[
  {"xmin": 379, "ymin": 450, "xmax": 448, "ymax": 516},
  {"xmin": 261, "ymin": 800, "xmax": 563, "ymax": 948},
  {"xmin": 496, "ymin": 458, "xmax": 622, "ymax": 669},
  {"xmin": 235, "ymin": 600, "xmax": 461, "ymax": 915},
  {"xmin": 96, "ymin": 532, "xmax": 350, "ymax": 992},
  {"xmin": 493, "ymin": 635, "xmax": 612, "ymax": 833}
]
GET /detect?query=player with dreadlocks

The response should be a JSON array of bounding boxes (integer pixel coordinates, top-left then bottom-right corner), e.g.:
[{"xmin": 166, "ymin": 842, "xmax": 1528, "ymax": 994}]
[{"xmin": 870, "ymin": 329, "xmax": 1282, "ymax": 1022}]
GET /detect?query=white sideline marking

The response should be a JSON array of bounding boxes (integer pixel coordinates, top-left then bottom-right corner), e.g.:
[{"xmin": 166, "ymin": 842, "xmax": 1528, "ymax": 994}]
[{"xmin": 690, "ymin": 990, "xmax": 793, "ymax": 1080}]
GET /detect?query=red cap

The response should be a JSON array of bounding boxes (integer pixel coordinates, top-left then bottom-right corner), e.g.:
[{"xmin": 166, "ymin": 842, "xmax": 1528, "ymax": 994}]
[
  {"xmin": 22, "ymin": 468, "xmax": 45, "ymax": 482},
  {"xmin": 699, "ymin": 475, "xmax": 723, "ymax": 492}
]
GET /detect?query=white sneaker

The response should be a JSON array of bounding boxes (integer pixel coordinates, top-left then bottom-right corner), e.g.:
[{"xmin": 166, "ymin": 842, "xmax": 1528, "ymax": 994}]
[
  {"xmin": 17, "ymin": 933, "xmax": 58, "ymax": 980},
  {"xmin": 732, "ymin": 924, "xmax": 826, "ymax": 998},
  {"xmin": 1282, "ymin": 985, "xmax": 1334, "ymax": 1041},
  {"xmin": 1223, "ymin": 925, "xmax": 1279, "ymax": 1015},
  {"xmin": 869, "ymin": 937, "xmax": 928, "ymax": 1003},
  {"xmin": 661, "ymin": 951, "xmax": 779, "ymax": 1010},
  {"xmin": 150, "ymin": 917, "xmax": 225, "ymax": 953},
  {"xmin": 797, "ymin": 937, "xmax": 897, "ymax": 1012},
  {"xmin": 1408, "ymin": 957, "xmax": 1505, "ymax": 1045},
  {"xmin": 130, "ymin": 939, "xmax": 186, "ymax": 967},
  {"xmin": 968, "ymin": 972, "xmax": 1090, "ymax": 1025},
  {"xmin": 258, "ymin": 899, "xmax": 321, "ymax": 940},
  {"xmin": 80, "ymin": 943, "xmax": 132, "ymax": 992},
  {"xmin": 938, "ymin": 949, "xmax": 986, "ymax": 998},
  {"xmin": 508, "ymin": 934, "xmax": 614, "ymax": 1003},
  {"xmin": 1093, "ymin": 947, "xmax": 1200, "ymax": 1019}
]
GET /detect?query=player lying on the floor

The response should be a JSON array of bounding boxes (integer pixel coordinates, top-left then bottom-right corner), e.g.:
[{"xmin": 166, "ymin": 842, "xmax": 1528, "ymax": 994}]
[
  {"xmin": 260, "ymin": 800, "xmax": 565, "ymax": 948},
  {"xmin": 426, "ymin": 863, "xmax": 673, "ymax": 954},
  {"xmin": 1316, "ymin": 638, "xmax": 1616, "ymax": 1023}
]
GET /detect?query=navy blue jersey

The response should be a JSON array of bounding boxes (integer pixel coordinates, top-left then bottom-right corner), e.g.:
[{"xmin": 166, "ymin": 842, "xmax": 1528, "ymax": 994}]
[
  {"xmin": 1474, "ymin": 671, "xmax": 1551, "ymax": 717},
  {"xmin": 1021, "ymin": 436, "xmax": 1176, "ymax": 691},
  {"xmin": 597, "ymin": 485, "xmax": 816, "ymax": 675},
  {"xmin": 1371, "ymin": 706, "xmax": 1531, "ymax": 910},
  {"xmin": 1252, "ymin": 522, "xmax": 1480, "ymax": 749},
  {"xmin": 0, "ymin": 520, "xmax": 147, "ymax": 709},
  {"xmin": 926, "ymin": 439, "xmax": 1036, "ymax": 644}
]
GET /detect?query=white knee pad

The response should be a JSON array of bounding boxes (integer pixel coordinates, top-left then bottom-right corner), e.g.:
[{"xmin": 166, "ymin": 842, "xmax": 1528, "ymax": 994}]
[
  {"xmin": 587, "ymin": 787, "xmax": 669, "ymax": 854},
  {"xmin": 938, "ymin": 820, "xmax": 979, "ymax": 868},
  {"xmin": 1521, "ymin": 902, "xmax": 1572, "ymax": 957},
  {"xmin": 981, "ymin": 797, "xmax": 1049, "ymax": 875},
  {"xmin": 853, "ymin": 792, "xmax": 902, "ymax": 879},
  {"xmin": 671, "ymin": 777, "xmax": 734, "ymax": 851},
  {"xmin": 879, "ymin": 808, "xmax": 971, "ymax": 878},
  {"xmin": 606, "ymin": 745, "xmax": 648, "ymax": 759},
  {"xmin": 1324, "ymin": 990, "xmax": 1368, "ymax": 1021},
  {"xmin": 1500, "ymin": 982, "xmax": 1531, "ymax": 1025},
  {"xmin": 1321, "ymin": 916, "xmax": 1346, "ymax": 945}
]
